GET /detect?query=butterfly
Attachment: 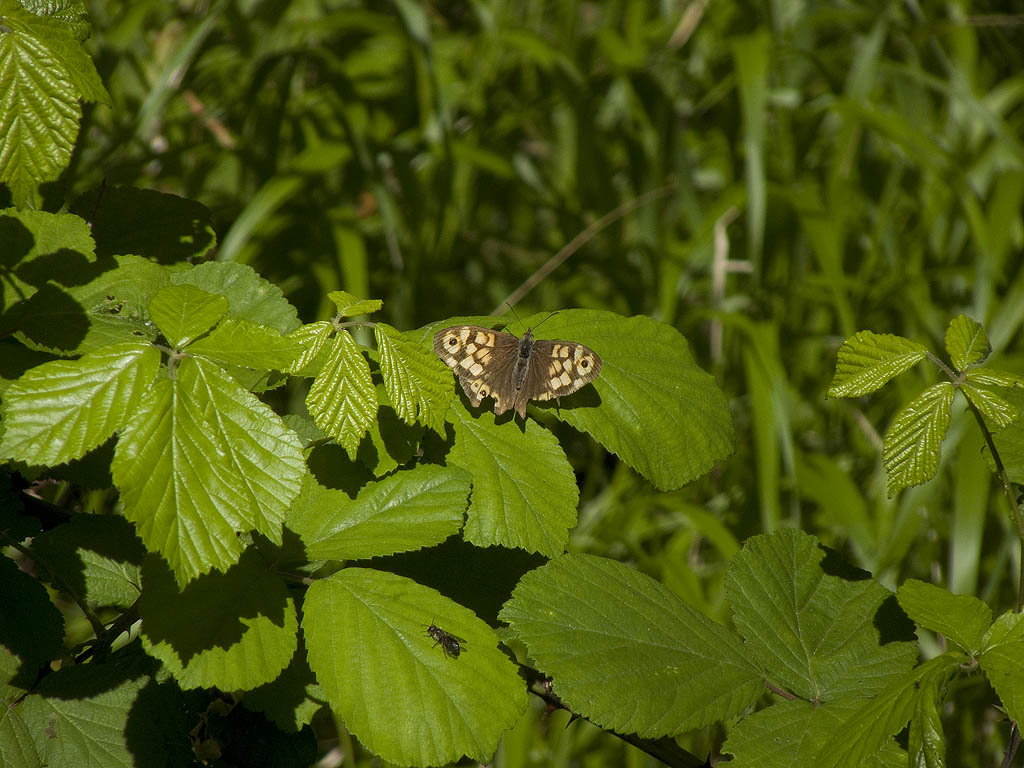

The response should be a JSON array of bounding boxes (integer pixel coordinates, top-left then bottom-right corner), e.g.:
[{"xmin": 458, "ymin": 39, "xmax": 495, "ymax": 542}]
[{"xmin": 433, "ymin": 325, "xmax": 602, "ymax": 420}]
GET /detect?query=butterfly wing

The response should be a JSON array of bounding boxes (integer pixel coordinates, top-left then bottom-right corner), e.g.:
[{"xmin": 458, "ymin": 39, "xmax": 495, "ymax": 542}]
[
  {"xmin": 514, "ymin": 338, "xmax": 603, "ymax": 418},
  {"xmin": 433, "ymin": 326, "xmax": 520, "ymax": 413}
]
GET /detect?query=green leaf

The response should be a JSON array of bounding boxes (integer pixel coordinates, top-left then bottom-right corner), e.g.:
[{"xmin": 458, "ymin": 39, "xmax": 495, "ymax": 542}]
[
  {"xmin": 960, "ymin": 383, "xmax": 1019, "ymax": 429},
  {"xmin": 908, "ymin": 674, "xmax": 946, "ymax": 768},
  {"xmin": 171, "ymin": 262, "xmax": 300, "ymax": 335},
  {"xmin": 242, "ymin": 646, "xmax": 325, "ymax": 733},
  {"xmin": 138, "ymin": 552, "xmax": 298, "ymax": 690},
  {"xmin": 286, "ymin": 321, "xmax": 334, "ymax": 375},
  {"xmin": 0, "ymin": 11, "xmax": 82, "ymax": 204},
  {"xmin": 187, "ymin": 318, "xmax": 303, "ymax": 371},
  {"xmin": 358, "ymin": 391, "xmax": 425, "ymax": 477},
  {"xmin": 303, "ymin": 568, "xmax": 527, "ymax": 766},
  {"xmin": 375, "ymin": 323, "xmax": 451, "ymax": 433},
  {"xmin": 881, "ymin": 382, "xmax": 954, "ymax": 497},
  {"xmin": 31, "ymin": 515, "xmax": 145, "ymax": 610},
  {"xmin": 447, "ymin": 398, "xmax": 578, "ymax": 557},
  {"xmin": 828, "ymin": 331, "xmax": 928, "ymax": 398},
  {"xmin": 896, "ymin": 579, "xmax": 992, "ymax": 655},
  {"xmin": 0, "ymin": 342, "xmax": 160, "ymax": 466},
  {"xmin": 944, "ymin": 315, "xmax": 989, "ymax": 371},
  {"xmin": 0, "ymin": 554, "xmax": 64, "ymax": 703},
  {"xmin": 13, "ymin": 654, "xmax": 155, "ymax": 768},
  {"xmin": 327, "ymin": 290, "xmax": 383, "ymax": 317},
  {"xmin": 813, "ymin": 654, "xmax": 961, "ymax": 768},
  {"xmin": 112, "ymin": 358, "xmax": 303, "ymax": 585},
  {"xmin": 965, "ymin": 369, "xmax": 1024, "ymax": 389},
  {"xmin": 288, "ymin": 464, "xmax": 470, "ymax": 560},
  {"xmin": 724, "ymin": 698, "xmax": 904, "ymax": 768},
  {"xmin": 307, "ymin": 330, "xmax": 377, "ymax": 459},
  {"xmin": 147, "ymin": 284, "xmax": 229, "ymax": 348},
  {"xmin": 725, "ymin": 529, "xmax": 917, "ymax": 702},
  {"xmin": 507, "ymin": 310, "xmax": 734, "ymax": 491},
  {"xmin": 979, "ymin": 610, "xmax": 1024, "ymax": 726},
  {"xmin": 91, "ymin": 187, "xmax": 216, "ymax": 264},
  {"xmin": 499, "ymin": 553, "xmax": 762, "ymax": 736}
]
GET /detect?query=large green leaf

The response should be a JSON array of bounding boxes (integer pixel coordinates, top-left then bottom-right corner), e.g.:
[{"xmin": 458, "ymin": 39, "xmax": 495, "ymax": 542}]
[
  {"xmin": 725, "ymin": 529, "xmax": 917, "ymax": 702},
  {"xmin": 447, "ymin": 398, "xmax": 578, "ymax": 557},
  {"xmin": 111, "ymin": 357, "xmax": 303, "ymax": 584},
  {"xmin": 288, "ymin": 464, "xmax": 470, "ymax": 560},
  {"xmin": 303, "ymin": 568, "xmax": 527, "ymax": 766},
  {"xmin": 881, "ymin": 382, "xmax": 954, "ymax": 497},
  {"xmin": 473, "ymin": 309, "xmax": 734, "ymax": 491},
  {"xmin": 828, "ymin": 331, "xmax": 928, "ymax": 398},
  {"xmin": 138, "ymin": 553, "xmax": 298, "ymax": 690},
  {"xmin": 499, "ymin": 553, "xmax": 763, "ymax": 736},
  {"xmin": 0, "ymin": 342, "xmax": 160, "ymax": 466}
]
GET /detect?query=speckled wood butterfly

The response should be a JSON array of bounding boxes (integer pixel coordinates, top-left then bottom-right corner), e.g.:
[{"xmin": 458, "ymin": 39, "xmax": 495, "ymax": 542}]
[{"xmin": 433, "ymin": 325, "xmax": 602, "ymax": 419}]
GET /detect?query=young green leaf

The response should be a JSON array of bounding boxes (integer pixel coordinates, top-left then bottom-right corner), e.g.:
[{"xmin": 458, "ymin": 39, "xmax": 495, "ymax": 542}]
[
  {"xmin": 960, "ymin": 383, "xmax": 1018, "ymax": 429},
  {"xmin": 896, "ymin": 579, "xmax": 992, "ymax": 655},
  {"xmin": 512, "ymin": 310, "xmax": 734, "ymax": 491},
  {"xmin": 327, "ymin": 290, "xmax": 383, "ymax": 317},
  {"xmin": 944, "ymin": 315, "xmax": 989, "ymax": 371},
  {"xmin": 112, "ymin": 357, "xmax": 303, "ymax": 585},
  {"xmin": 447, "ymin": 399, "xmax": 578, "ymax": 557},
  {"xmin": 288, "ymin": 464, "xmax": 470, "ymax": 560},
  {"xmin": 303, "ymin": 568, "xmax": 527, "ymax": 767},
  {"xmin": 286, "ymin": 321, "xmax": 334, "ymax": 375},
  {"xmin": 828, "ymin": 331, "xmax": 928, "ymax": 398},
  {"xmin": 499, "ymin": 553, "xmax": 763, "ymax": 736},
  {"xmin": 979, "ymin": 610, "xmax": 1024, "ymax": 726},
  {"xmin": 0, "ymin": 8, "xmax": 107, "ymax": 204},
  {"xmin": 0, "ymin": 342, "xmax": 160, "ymax": 466},
  {"xmin": 965, "ymin": 369, "xmax": 1024, "ymax": 389},
  {"xmin": 187, "ymin": 317, "xmax": 303, "ymax": 371},
  {"xmin": 375, "ymin": 323, "xmax": 451, "ymax": 433},
  {"xmin": 138, "ymin": 552, "xmax": 298, "ymax": 691},
  {"xmin": 813, "ymin": 654, "xmax": 961, "ymax": 768},
  {"xmin": 725, "ymin": 529, "xmax": 917, "ymax": 702},
  {"xmin": 147, "ymin": 284, "xmax": 228, "ymax": 348},
  {"xmin": 881, "ymin": 382, "xmax": 954, "ymax": 497},
  {"xmin": 306, "ymin": 330, "xmax": 376, "ymax": 459}
]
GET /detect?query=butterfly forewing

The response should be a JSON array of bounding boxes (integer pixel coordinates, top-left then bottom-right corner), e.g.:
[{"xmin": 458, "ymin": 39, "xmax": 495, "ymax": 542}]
[{"xmin": 433, "ymin": 324, "xmax": 602, "ymax": 419}]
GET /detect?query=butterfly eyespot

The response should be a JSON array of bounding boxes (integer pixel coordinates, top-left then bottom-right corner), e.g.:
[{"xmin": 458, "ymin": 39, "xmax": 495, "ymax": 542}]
[
  {"xmin": 579, "ymin": 359, "xmax": 590, "ymax": 369},
  {"xmin": 447, "ymin": 337, "xmax": 458, "ymax": 346}
]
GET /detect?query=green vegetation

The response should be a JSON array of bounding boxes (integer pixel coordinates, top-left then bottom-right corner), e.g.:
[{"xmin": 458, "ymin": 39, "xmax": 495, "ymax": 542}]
[{"xmin": 2, "ymin": 1, "xmax": 1023, "ymax": 766}]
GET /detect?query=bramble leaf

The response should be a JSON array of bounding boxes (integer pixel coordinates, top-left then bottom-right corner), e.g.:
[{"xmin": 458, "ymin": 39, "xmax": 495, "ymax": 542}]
[
  {"xmin": 447, "ymin": 399, "xmax": 577, "ymax": 557},
  {"xmin": 187, "ymin": 318, "xmax": 303, "ymax": 371},
  {"xmin": 828, "ymin": 331, "xmax": 927, "ymax": 398},
  {"xmin": 304, "ymin": 568, "xmax": 527, "ymax": 766},
  {"xmin": 327, "ymin": 290, "xmax": 383, "ymax": 318},
  {"xmin": 147, "ymin": 284, "xmax": 228, "ymax": 348},
  {"xmin": 945, "ymin": 315, "xmax": 989, "ymax": 371},
  {"xmin": 499, "ymin": 553, "xmax": 762, "ymax": 736},
  {"xmin": 288, "ymin": 464, "xmax": 469, "ymax": 560},
  {"xmin": 725, "ymin": 529, "xmax": 916, "ymax": 702},
  {"xmin": 0, "ymin": 342, "xmax": 160, "ymax": 466},
  {"xmin": 979, "ymin": 610, "xmax": 1024, "ymax": 727},
  {"xmin": 306, "ymin": 330, "xmax": 376, "ymax": 459},
  {"xmin": 882, "ymin": 383, "xmax": 954, "ymax": 497},
  {"xmin": 896, "ymin": 579, "xmax": 992, "ymax": 655},
  {"xmin": 375, "ymin": 323, "xmax": 451, "ymax": 434}
]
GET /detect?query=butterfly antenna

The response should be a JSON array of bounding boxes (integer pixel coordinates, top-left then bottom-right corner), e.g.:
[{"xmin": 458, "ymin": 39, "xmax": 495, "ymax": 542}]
[{"xmin": 532, "ymin": 310, "xmax": 559, "ymax": 332}]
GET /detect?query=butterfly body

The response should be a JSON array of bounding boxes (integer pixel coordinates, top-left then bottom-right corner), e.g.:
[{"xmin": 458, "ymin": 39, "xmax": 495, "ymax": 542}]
[{"xmin": 433, "ymin": 325, "xmax": 602, "ymax": 419}]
